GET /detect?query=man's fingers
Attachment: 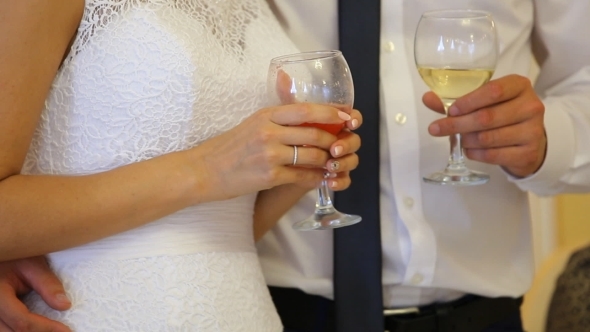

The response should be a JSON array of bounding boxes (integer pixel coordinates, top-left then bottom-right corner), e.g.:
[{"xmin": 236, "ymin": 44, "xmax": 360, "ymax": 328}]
[
  {"xmin": 422, "ymin": 91, "xmax": 445, "ymax": 114},
  {"xmin": 24, "ymin": 314, "xmax": 72, "ymax": 332},
  {"xmin": 4, "ymin": 313, "xmax": 72, "ymax": 332},
  {"xmin": 0, "ymin": 318, "xmax": 12, "ymax": 332},
  {"xmin": 449, "ymin": 75, "xmax": 532, "ymax": 115},
  {"xmin": 0, "ymin": 284, "xmax": 70, "ymax": 332},
  {"xmin": 465, "ymin": 144, "xmax": 538, "ymax": 170},
  {"xmin": 15, "ymin": 257, "xmax": 70, "ymax": 311},
  {"xmin": 0, "ymin": 283, "xmax": 32, "ymax": 331},
  {"xmin": 460, "ymin": 121, "xmax": 541, "ymax": 149},
  {"xmin": 428, "ymin": 103, "xmax": 532, "ymax": 136}
]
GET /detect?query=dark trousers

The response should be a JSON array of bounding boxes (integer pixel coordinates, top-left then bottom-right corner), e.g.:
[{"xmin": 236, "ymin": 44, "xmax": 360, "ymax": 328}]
[
  {"xmin": 284, "ymin": 314, "xmax": 522, "ymax": 332},
  {"xmin": 271, "ymin": 287, "xmax": 524, "ymax": 332}
]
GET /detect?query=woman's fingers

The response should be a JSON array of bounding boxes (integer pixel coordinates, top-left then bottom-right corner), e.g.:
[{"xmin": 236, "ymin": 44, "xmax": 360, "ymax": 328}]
[
  {"xmin": 278, "ymin": 128, "xmax": 361, "ymax": 168},
  {"xmin": 277, "ymin": 126, "xmax": 337, "ymax": 151},
  {"xmin": 281, "ymin": 167, "xmax": 326, "ymax": 188},
  {"xmin": 263, "ymin": 103, "xmax": 362, "ymax": 150},
  {"xmin": 282, "ymin": 167, "xmax": 353, "ymax": 191},
  {"xmin": 286, "ymin": 146, "xmax": 330, "ymax": 167},
  {"xmin": 277, "ymin": 141, "xmax": 358, "ymax": 191},
  {"xmin": 345, "ymin": 108, "xmax": 363, "ymax": 130},
  {"xmin": 195, "ymin": 102, "xmax": 362, "ymax": 198},
  {"xmin": 331, "ymin": 130, "xmax": 361, "ymax": 158},
  {"xmin": 276, "ymin": 69, "xmax": 295, "ymax": 104},
  {"xmin": 273, "ymin": 69, "xmax": 363, "ymax": 133},
  {"xmin": 326, "ymin": 171, "xmax": 352, "ymax": 191},
  {"xmin": 326, "ymin": 152, "xmax": 359, "ymax": 173},
  {"xmin": 269, "ymin": 115, "xmax": 362, "ymax": 158},
  {"xmin": 269, "ymin": 103, "xmax": 351, "ymax": 126}
]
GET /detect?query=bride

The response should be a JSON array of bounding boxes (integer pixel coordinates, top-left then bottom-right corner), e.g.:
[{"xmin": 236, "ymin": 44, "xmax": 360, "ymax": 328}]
[{"xmin": 0, "ymin": 0, "xmax": 361, "ymax": 331}]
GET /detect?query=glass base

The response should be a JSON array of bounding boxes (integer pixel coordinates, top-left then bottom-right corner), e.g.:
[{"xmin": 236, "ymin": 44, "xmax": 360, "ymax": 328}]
[
  {"xmin": 423, "ymin": 169, "xmax": 489, "ymax": 186},
  {"xmin": 292, "ymin": 210, "xmax": 362, "ymax": 231}
]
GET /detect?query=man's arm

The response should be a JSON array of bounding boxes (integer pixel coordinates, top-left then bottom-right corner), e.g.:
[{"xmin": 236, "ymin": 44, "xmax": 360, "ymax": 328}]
[{"xmin": 510, "ymin": 0, "xmax": 590, "ymax": 195}]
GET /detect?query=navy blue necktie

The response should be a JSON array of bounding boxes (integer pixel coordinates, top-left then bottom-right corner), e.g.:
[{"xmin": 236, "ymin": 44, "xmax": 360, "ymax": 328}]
[{"xmin": 333, "ymin": 0, "xmax": 383, "ymax": 331}]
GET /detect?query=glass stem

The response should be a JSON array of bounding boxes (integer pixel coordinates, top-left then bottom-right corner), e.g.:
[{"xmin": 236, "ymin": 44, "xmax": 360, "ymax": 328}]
[
  {"xmin": 315, "ymin": 180, "xmax": 336, "ymax": 215},
  {"xmin": 449, "ymin": 132, "xmax": 464, "ymax": 165},
  {"xmin": 443, "ymin": 99, "xmax": 466, "ymax": 172}
]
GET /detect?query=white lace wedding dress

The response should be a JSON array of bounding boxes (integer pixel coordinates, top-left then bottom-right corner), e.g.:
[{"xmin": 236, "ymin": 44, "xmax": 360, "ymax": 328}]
[{"xmin": 22, "ymin": 0, "xmax": 298, "ymax": 330}]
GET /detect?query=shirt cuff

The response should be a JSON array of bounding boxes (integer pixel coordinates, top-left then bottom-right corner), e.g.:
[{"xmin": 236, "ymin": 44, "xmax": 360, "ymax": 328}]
[{"xmin": 505, "ymin": 100, "xmax": 575, "ymax": 195}]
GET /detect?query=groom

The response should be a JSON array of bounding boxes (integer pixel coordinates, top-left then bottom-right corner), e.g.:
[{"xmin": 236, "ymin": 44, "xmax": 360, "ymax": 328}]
[
  {"xmin": 257, "ymin": 0, "xmax": 590, "ymax": 332},
  {"xmin": 2, "ymin": 0, "xmax": 590, "ymax": 331}
]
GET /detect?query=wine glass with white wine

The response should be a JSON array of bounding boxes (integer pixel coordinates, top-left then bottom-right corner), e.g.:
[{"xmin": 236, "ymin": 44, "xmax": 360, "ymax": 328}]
[{"xmin": 414, "ymin": 9, "xmax": 498, "ymax": 185}]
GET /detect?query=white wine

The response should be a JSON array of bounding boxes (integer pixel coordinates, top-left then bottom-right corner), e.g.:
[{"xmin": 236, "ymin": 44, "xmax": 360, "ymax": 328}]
[{"xmin": 417, "ymin": 67, "xmax": 494, "ymax": 100}]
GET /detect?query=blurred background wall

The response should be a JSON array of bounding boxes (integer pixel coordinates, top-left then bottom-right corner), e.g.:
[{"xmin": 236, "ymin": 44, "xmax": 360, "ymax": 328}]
[{"xmin": 524, "ymin": 193, "xmax": 590, "ymax": 331}]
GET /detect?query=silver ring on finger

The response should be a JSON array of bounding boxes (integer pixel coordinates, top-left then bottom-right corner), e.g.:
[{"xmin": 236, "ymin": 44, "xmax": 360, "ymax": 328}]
[{"xmin": 292, "ymin": 145, "xmax": 298, "ymax": 166}]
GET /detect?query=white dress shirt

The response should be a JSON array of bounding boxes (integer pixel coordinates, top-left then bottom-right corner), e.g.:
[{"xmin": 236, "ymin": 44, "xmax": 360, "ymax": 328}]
[{"xmin": 257, "ymin": 0, "xmax": 590, "ymax": 308}]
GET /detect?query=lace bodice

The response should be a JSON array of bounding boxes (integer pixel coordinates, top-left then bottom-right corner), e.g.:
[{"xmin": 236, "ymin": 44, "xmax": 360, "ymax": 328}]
[
  {"xmin": 23, "ymin": 0, "xmax": 297, "ymax": 175},
  {"xmin": 23, "ymin": 0, "xmax": 298, "ymax": 330}
]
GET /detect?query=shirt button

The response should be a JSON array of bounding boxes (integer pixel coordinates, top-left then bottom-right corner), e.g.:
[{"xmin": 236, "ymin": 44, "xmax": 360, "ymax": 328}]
[
  {"xmin": 383, "ymin": 41, "xmax": 395, "ymax": 53},
  {"xmin": 403, "ymin": 197, "xmax": 414, "ymax": 208},
  {"xmin": 395, "ymin": 113, "xmax": 407, "ymax": 125},
  {"xmin": 410, "ymin": 273, "xmax": 424, "ymax": 285}
]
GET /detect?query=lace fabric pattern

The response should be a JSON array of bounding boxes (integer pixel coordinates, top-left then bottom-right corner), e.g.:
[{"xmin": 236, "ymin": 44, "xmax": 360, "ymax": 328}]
[
  {"xmin": 21, "ymin": 0, "xmax": 299, "ymax": 330},
  {"xmin": 24, "ymin": 252, "xmax": 282, "ymax": 332},
  {"xmin": 23, "ymin": 0, "xmax": 297, "ymax": 175}
]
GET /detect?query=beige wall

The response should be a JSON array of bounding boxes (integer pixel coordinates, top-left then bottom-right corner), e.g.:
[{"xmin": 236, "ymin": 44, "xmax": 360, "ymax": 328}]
[
  {"xmin": 555, "ymin": 194, "xmax": 590, "ymax": 247},
  {"xmin": 523, "ymin": 195, "xmax": 590, "ymax": 332}
]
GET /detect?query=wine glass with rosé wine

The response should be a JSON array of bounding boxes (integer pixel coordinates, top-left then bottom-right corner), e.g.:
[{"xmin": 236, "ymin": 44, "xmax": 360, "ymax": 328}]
[{"xmin": 267, "ymin": 50, "xmax": 362, "ymax": 231}]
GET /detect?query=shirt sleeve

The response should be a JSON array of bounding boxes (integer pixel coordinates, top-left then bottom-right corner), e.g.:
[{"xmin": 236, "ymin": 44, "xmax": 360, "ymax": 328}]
[{"xmin": 509, "ymin": 1, "xmax": 590, "ymax": 196}]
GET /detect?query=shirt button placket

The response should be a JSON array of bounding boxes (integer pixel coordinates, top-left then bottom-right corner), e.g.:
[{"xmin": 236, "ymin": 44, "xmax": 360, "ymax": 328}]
[
  {"xmin": 403, "ymin": 197, "xmax": 414, "ymax": 208},
  {"xmin": 394, "ymin": 113, "xmax": 407, "ymax": 125},
  {"xmin": 383, "ymin": 41, "xmax": 395, "ymax": 53},
  {"xmin": 410, "ymin": 273, "xmax": 424, "ymax": 285}
]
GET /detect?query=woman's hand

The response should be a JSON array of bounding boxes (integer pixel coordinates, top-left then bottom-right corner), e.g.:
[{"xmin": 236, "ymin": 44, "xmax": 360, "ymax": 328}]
[
  {"xmin": 251, "ymin": 107, "xmax": 362, "ymax": 240},
  {"xmin": 189, "ymin": 103, "xmax": 354, "ymax": 203}
]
